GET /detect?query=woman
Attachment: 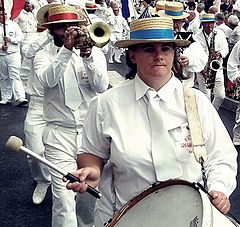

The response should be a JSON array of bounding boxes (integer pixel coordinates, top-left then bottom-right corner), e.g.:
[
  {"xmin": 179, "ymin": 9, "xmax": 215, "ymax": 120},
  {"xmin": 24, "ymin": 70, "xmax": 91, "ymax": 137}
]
[{"xmin": 66, "ymin": 17, "xmax": 237, "ymax": 226}]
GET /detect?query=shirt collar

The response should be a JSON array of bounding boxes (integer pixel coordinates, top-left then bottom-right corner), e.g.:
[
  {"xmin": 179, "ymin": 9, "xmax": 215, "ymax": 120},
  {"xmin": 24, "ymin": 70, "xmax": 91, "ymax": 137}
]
[{"xmin": 134, "ymin": 73, "xmax": 182, "ymax": 103}]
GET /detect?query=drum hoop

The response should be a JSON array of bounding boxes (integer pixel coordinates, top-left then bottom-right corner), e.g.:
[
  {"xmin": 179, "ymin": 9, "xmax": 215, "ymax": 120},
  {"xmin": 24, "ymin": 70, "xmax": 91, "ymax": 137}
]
[{"xmin": 107, "ymin": 179, "xmax": 199, "ymax": 227}]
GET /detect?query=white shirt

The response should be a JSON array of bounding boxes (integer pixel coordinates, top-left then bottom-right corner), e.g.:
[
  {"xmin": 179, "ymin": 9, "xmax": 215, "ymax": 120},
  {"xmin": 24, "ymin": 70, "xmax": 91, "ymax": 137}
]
[
  {"xmin": 107, "ymin": 14, "xmax": 130, "ymax": 40},
  {"xmin": 0, "ymin": 20, "xmax": 23, "ymax": 55},
  {"xmin": 187, "ymin": 17, "xmax": 201, "ymax": 35},
  {"xmin": 80, "ymin": 75, "xmax": 237, "ymax": 223},
  {"xmin": 34, "ymin": 42, "xmax": 109, "ymax": 127},
  {"xmin": 195, "ymin": 28, "xmax": 229, "ymax": 59},
  {"xmin": 229, "ymin": 25, "xmax": 240, "ymax": 46},
  {"xmin": 227, "ymin": 39, "xmax": 240, "ymax": 83},
  {"xmin": 14, "ymin": 9, "xmax": 37, "ymax": 33},
  {"xmin": 216, "ymin": 23, "xmax": 232, "ymax": 39},
  {"xmin": 26, "ymin": 31, "xmax": 52, "ymax": 97},
  {"xmin": 181, "ymin": 39, "xmax": 208, "ymax": 87}
]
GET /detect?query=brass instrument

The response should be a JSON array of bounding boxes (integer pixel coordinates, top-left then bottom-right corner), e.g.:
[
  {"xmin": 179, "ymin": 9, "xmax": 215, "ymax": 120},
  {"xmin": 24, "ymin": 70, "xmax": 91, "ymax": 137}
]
[
  {"xmin": 74, "ymin": 8, "xmax": 111, "ymax": 49},
  {"xmin": 202, "ymin": 31, "xmax": 221, "ymax": 89}
]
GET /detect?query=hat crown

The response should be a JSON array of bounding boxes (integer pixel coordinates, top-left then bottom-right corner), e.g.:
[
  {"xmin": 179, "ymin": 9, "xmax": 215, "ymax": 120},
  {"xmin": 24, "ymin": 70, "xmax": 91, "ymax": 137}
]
[
  {"xmin": 165, "ymin": 2, "xmax": 184, "ymax": 13},
  {"xmin": 201, "ymin": 13, "xmax": 215, "ymax": 22},
  {"xmin": 156, "ymin": 0, "xmax": 166, "ymax": 11},
  {"xmin": 48, "ymin": 5, "xmax": 79, "ymax": 22}
]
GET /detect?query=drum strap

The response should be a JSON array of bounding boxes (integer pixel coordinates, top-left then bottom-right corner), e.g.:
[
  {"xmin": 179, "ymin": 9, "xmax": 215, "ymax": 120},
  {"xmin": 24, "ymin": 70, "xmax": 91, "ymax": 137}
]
[{"xmin": 183, "ymin": 86, "xmax": 208, "ymax": 190}]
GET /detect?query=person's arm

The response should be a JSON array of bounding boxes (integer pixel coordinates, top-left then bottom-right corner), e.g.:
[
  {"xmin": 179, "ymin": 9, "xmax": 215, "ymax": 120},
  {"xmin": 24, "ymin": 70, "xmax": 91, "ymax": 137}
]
[
  {"xmin": 227, "ymin": 40, "xmax": 240, "ymax": 83},
  {"xmin": 82, "ymin": 47, "xmax": 109, "ymax": 93},
  {"xmin": 66, "ymin": 153, "xmax": 104, "ymax": 193},
  {"xmin": 181, "ymin": 40, "xmax": 208, "ymax": 73},
  {"xmin": 195, "ymin": 90, "xmax": 237, "ymax": 213},
  {"xmin": 34, "ymin": 45, "xmax": 72, "ymax": 87}
]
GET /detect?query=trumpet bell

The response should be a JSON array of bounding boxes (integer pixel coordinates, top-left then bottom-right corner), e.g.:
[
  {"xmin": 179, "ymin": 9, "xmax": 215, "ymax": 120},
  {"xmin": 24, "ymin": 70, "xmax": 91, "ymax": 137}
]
[{"xmin": 89, "ymin": 21, "xmax": 111, "ymax": 48}]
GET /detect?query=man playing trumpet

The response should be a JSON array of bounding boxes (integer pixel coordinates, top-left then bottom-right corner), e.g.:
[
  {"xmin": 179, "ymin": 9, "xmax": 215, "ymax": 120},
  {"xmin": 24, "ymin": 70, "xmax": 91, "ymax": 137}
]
[{"xmin": 34, "ymin": 4, "xmax": 109, "ymax": 227}]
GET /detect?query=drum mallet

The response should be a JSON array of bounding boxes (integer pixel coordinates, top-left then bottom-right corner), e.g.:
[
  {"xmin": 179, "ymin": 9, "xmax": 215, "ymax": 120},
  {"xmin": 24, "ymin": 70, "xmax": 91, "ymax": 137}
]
[{"xmin": 6, "ymin": 136, "xmax": 101, "ymax": 199}]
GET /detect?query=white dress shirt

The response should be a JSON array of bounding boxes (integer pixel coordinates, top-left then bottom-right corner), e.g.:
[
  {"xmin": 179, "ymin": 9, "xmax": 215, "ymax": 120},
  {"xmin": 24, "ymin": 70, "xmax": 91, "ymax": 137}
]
[
  {"xmin": 227, "ymin": 39, "xmax": 240, "ymax": 82},
  {"xmin": 80, "ymin": 75, "xmax": 237, "ymax": 223},
  {"xmin": 0, "ymin": 20, "xmax": 23, "ymax": 55},
  {"xmin": 195, "ymin": 28, "xmax": 229, "ymax": 59},
  {"xmin": 34, "ymin": 41, "xmax": 109, "ymax": 127}
]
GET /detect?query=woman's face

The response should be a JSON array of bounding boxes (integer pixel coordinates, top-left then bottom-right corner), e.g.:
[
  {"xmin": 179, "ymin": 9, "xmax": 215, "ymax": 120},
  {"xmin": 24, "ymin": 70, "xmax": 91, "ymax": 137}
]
[{"xmin": 129, "ymin": 43, "xmax": 175, "ymax": 86}]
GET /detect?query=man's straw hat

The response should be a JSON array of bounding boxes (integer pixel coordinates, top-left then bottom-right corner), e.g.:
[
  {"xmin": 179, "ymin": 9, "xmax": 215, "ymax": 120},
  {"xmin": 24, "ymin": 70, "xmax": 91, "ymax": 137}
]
[
  {"xmin": 36, "ymin": 3, "xmax": 60, "ymax": 25},
  {"xmin": 201, "ymin": 13, "xmax": 216, "ymax": 23},
  {"xmin": 85, "ymin": 0, "xmax": 97, "ymax": 10},
  {"xmin": 150, "ymin": 0, "xmax": 167, "ymax": 15},
  {"xmin": 37, "ymin": 4, "xmax": 85, "ymax": 26},
  {"xmin": 115, "ymin": 17, "xmax": 191, "ymax": 48},
  {"xmin": 158, "ymin": 1, "xmax": 189, "ymax": 19}
]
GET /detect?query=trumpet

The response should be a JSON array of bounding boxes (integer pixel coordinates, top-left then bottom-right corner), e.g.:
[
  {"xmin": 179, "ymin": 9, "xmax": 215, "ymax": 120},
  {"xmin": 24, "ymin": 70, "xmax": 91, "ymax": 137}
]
[{"xmin": 74, "ymin": 8, "xmax": 111, "ymax": 49}]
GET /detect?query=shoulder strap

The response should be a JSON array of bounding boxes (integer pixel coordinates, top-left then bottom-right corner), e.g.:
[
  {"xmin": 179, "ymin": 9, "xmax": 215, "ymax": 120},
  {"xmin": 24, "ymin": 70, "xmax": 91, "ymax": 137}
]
[{"xmin": 183, "ymin": 86, "xmax": 207, "ymax": 163}]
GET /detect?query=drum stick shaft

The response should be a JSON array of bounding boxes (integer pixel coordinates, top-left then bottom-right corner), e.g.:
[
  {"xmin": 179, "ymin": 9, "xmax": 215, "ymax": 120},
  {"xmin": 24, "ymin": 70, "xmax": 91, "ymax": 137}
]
[{"xmin": 6, "ymin": 136, "xmax": 101, "ymax": 199}]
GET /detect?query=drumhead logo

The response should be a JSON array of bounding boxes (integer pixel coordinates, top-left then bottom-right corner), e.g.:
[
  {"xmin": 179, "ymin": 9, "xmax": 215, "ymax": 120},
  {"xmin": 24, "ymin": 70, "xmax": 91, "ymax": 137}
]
[{"xmin": 190, "ymin": 216, "xmax": 199, "ymax": 227}]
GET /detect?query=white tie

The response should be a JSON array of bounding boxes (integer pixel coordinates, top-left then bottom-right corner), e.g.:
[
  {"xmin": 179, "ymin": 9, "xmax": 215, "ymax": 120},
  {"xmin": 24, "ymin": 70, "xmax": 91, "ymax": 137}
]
[
  {"xmin": 147, "ymin": 89, "xmax": 182, "ymax": 181},
  {"xmin": 64, "ymin": 68, "xmax": 82, "ymax": 111}
]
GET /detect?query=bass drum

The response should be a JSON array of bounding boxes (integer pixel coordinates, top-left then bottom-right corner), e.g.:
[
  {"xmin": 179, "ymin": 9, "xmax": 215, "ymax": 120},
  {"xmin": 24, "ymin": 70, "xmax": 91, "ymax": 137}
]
[{"xmin": 106, "ymin": 180, "xmax": 239, "ymax": 227}]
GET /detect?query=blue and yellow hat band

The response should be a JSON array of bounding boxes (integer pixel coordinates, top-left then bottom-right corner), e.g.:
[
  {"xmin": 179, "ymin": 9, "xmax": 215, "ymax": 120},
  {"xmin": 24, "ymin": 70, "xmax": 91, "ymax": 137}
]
[
  {"xmin": 131, "ymin": 28, "xmax": 174, "ymax": 40},
  {"xmin": 201, "ymin": 13, "xmax": 215, "ymax": 22},
  {"xmin": 165, "ymin": 10, "xmax": 184, "ymax": 17}
]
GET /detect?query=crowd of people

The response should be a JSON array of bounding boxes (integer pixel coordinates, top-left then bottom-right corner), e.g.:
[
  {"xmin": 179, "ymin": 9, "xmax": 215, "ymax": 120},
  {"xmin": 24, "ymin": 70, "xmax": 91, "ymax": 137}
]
[{"xmin": 0, "ymin": 0, "xmax": 240, "ymax": 227}]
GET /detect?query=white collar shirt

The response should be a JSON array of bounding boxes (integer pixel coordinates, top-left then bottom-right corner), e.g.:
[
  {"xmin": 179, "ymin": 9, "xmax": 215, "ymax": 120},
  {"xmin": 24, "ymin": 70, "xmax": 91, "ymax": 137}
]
[
  {"xmin": 81, "ymin": 75, "xmax": 237, "ymax": 221},
  {"xmin": 34, "ymin": 41, "xmax": 109, "ymax": 127},
  {"xmin": 195, "ymin": 28, "xmax": 229, "ymax": 58},
  {"xmin": 227, "ymin": 39, "xmax": 240, "ymax": 82},
  {"xmin": 14, "ymin": 9, "xmax": 37, "ymax": 33},
  {"xmin": 0, "ymin": 20, "xmax": 23, "ymax": 55}
]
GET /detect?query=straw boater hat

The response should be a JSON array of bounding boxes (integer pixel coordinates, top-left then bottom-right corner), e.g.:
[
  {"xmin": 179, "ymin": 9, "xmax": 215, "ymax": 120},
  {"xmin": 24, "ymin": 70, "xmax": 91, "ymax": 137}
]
[
  {"xmin": 85, "ymin": 0, "xmax": 97, "ymax": 10},
  {"xmin": 158, "ymin": 1, "xmax": 190, "ymax": 19},
  {"xmin": 37, "ymin": 4, "xmax": 85, "ymax": 26},
  {"xmin": 36, "ymin": 3, "xmax": 60, "ymax": 25},
  {"xmin": 150, "ymin": 0, "xmax": 167, "ymax": 15},
  {"xmin": 115, "ymin": 17, "xmax": 191, "ymax": 48},
  {"xmin": 201, "ymin": 13, "xmax": 216, "ymax": 23}
]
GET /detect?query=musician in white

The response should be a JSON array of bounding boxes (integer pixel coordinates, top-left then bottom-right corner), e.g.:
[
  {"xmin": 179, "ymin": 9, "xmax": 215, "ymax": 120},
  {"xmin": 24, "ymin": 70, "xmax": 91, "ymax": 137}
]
[
  {"xmin": 14, "ymin": 1, "xmax": 38, "ymax": 58},
  {"xmin": 227, "ymin": 39, "xmax": 240, "ymax": 146},
  {"xmin": 66, "ymin": 17, "xmax": 237, "ymax": 227},
  {"xmin": 0, "ymin": 12, "xmax": 28, "ymax": 106},
  {"xmin": 195, "ymin": 13, "xmax": 229, "ymax": 111},
  {"xmin": 34, "ymin": 4, "xmax": 109, "ymax": 227},
  {"xmin": 107, "ymin": 5, "xmax": 129, "ymax": 63},
  {"xmin": 158, "ymin": 1, "xmax": 208, "ymax": 88},
  {"xmin": 24, "ymin": 29, "xmax": 52, "ymax": 205}
]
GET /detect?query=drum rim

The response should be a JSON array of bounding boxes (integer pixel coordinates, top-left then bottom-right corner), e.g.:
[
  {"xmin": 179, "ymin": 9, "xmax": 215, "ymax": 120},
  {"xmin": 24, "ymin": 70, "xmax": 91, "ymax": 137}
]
[{"xmin": 107, "ymin": 179, "xmax": 199, "ymax": 227}]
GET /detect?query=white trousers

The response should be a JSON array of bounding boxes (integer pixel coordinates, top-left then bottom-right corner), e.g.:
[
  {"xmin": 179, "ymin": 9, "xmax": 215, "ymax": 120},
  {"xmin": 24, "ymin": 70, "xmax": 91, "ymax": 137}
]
[
  {"xmin": 43, "ymin": 124, "xmax": 95, "ymax": 227},
  {"xmin": 24, "ymin": 96, "xmax": 51, "ymax": 184},
  {"xmin": 0, "ymin": 52, "xmax": 26, "ymax": 101},
  {"xmin": 197, "ymin": 69, "xmax": 225, "ymax": 111},
  {"xmin": 108, "ymin": 40, "xmax": 122, "ymax": 62}
]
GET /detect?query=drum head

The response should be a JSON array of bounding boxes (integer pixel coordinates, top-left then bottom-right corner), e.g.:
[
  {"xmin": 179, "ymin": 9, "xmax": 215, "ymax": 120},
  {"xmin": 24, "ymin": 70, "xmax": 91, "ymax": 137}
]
[{"xmin": 110, "ymin": 183, "xmax": 203, "ymax": 227}]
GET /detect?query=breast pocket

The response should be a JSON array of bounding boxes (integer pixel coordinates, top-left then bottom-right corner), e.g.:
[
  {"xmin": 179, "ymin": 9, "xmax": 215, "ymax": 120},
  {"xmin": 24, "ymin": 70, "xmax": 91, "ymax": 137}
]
[
  {"xmin": 170, "ymin": 123, "xmax": 195, "ymax": 163},
  {"xmin": 77, "ymin": 67, "xmax": 90, "ymax": 85}
]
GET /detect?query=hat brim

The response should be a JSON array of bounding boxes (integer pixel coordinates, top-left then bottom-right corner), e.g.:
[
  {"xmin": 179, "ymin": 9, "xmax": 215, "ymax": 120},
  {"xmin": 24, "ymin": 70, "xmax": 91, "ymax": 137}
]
[
  {"xmin": 37, "ymin": 3, "xmax": 61, "ymax": 25},
  {"xmin": 43, "ymin": 19, "xmax": 85, "ymax": 26},
  {"xmin": 157, "ymin": 11, "xmax": 190, "ymax": 19},
  {"xmin": 115, "ymin": 39, "xmax": 191, "ymax": 48}
]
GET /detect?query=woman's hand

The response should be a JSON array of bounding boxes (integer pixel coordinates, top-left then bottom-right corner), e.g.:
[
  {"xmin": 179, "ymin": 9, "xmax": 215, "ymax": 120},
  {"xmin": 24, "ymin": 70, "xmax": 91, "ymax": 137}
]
[
  {"xmin": 209, "ymin": 190, "xmax": 231, "ymax": 214},
  {"xmin": 65, "ymin": 167, "xmax": 100, "ymax": 193}
]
